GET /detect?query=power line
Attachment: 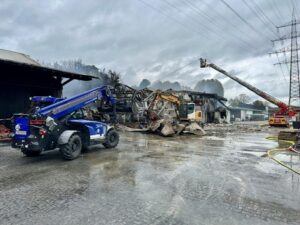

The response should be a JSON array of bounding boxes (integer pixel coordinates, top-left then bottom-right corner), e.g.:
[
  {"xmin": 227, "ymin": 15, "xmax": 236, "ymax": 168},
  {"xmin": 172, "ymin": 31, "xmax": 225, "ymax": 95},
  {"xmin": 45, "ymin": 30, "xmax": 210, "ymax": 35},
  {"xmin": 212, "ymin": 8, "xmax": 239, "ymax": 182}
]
[
  {"xmin": 242, "ymin": 0, "xmax": 278, "ymax": 37},
  {"xmin": 161, "ymin": 0, "xmax": 227, "ymax": 43},
  {"xmin": 268, "ymin": 0, "xmax": 284, "ymax": 22},
  {"xmin": 139, "ymin": 0, "xmax": 271, "ymax": 52},
  {"xmin": 251, "ymin": 0, "xmax": 277, "ymax": 27},
  {"xmin": 162, "ymin": 0, "xmax": 269, "ymax": 51},
  {"xmin": 181, "ymin": 0, "xmax": 257, "ymax": 50},
  {"xmin": 272, "ymin": 0, "xmax": 285, "ymax": 20},
  {"xmin": 202, "ymin": 1, "xmax": 244, "ymax": 32},
  {"xmin": 181, "ymin": 0, "xmax": 219, "ymax": 26},
  {"xmin": 273, "ymin": 28, "xmax": 291, "ymax": 82},
  {"xmin": 220, "ymin": 0, "xmax": 269, "ymax": 40},
  {"xmin": 137, "ymin": 0, "xmax": 211, "ymax": 40},
  {"xmin": 269, "ymin": 29, "xmax": 289, "ymax": 81},
  {"xmin": 275, "ymin": 53, "xmax": 288, "ymax": 83}
]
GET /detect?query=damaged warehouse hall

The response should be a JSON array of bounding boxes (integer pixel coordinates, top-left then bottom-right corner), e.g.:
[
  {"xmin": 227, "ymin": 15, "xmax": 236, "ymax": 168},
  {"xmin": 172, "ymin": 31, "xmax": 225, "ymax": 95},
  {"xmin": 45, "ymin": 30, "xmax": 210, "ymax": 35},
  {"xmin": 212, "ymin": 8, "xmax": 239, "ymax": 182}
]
[
  {"xmin": 1, "ymin": 1, "xmax": 300, "ymax": 225},
  {"xmin": 103, "ymin": 84, "xmax": 228, "ymax": 136},
  {"xmin": 98, "ymin": 81, "xmax": 229, "ymax": 136}
]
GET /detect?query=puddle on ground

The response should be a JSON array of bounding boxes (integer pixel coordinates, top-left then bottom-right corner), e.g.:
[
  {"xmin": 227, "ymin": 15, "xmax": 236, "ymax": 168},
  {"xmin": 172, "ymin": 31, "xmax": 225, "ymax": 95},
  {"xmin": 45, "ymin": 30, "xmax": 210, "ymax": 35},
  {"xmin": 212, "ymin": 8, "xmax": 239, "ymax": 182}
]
[{"xmin": 274, "ymin": 152, "xmax": 300, "ymax": 167}]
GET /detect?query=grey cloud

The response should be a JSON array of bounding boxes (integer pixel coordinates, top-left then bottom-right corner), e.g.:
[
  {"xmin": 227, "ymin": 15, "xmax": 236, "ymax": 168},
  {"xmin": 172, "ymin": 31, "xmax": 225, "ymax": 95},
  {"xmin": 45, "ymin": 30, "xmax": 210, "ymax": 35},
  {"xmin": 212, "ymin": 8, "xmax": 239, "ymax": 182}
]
[
  {"xmin": 0, "ymin": 0, "xmax": 296, "ymax": 102},
  {"xmin": 148, "ymin": 64, "xmax": 163, "ymax": 72}
]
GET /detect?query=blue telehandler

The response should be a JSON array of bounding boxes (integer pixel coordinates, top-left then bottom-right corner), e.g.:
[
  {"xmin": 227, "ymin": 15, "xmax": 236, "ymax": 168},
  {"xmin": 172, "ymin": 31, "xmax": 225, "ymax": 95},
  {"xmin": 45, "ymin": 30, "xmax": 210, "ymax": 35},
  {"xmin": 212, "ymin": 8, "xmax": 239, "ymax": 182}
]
[{"xmin": 11, "ymin": 86, "xmax": 119, "ymax": 160}]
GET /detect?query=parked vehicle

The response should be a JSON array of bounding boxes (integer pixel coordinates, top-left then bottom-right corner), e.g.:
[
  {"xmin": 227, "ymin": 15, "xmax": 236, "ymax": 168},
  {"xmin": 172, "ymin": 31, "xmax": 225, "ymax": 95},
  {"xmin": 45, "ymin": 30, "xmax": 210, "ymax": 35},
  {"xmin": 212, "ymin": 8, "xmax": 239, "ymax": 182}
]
[
  {"xmin": 200, "ymin": 58, "xmax": 297, "ymax": 127},
  {"xmin": 11, "ymin": 86, "xmax": 119, "ymax": 160}
]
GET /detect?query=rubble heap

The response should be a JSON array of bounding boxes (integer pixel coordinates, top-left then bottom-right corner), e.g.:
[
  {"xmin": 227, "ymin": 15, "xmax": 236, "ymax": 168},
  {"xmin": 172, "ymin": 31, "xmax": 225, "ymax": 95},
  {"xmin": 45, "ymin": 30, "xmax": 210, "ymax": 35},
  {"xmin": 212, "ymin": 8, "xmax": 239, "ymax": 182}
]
[{"xmin": 98, "ymin": 85, "xmax": 227, "ymax": 137}]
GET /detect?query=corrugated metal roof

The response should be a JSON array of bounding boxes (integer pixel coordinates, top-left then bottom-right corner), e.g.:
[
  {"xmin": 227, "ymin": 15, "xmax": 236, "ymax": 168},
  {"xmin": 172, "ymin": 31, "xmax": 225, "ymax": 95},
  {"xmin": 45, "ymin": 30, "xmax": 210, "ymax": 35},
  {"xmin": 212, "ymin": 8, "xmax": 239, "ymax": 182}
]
[
  {"xmin": 0, "ymin": 49, "xmax": 97, "ymax": 81},
  {"xmin": 0, "ymin": 49, "xmax": 40, "ymax": 66}
]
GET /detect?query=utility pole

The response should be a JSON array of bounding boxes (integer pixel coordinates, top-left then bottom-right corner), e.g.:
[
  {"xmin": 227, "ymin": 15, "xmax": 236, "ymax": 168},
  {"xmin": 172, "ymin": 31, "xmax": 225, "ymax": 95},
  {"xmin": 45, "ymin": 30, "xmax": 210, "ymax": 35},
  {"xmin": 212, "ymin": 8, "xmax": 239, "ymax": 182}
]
[{"xmin": 270, "ymin": 9, "xmax": 300, "ymax": 106}]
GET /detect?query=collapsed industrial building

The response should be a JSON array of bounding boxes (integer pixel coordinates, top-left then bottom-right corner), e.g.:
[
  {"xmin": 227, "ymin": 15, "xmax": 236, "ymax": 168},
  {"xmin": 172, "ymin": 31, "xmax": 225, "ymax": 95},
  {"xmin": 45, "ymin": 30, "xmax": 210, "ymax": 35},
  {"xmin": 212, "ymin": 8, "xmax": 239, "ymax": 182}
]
[
  {"xmin": 99, "ymin": 84, "xmax": 229, "ymax": 136},
  {"xmin": 0, "ymin": 49, "xmax": 229, "ymax": 138}
]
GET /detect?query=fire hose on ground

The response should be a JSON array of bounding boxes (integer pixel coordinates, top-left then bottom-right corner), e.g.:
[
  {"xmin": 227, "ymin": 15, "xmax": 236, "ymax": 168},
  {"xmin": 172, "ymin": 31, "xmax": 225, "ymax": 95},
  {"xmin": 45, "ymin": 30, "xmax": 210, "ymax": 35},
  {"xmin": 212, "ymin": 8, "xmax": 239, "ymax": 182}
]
[{"xmin": 266, "ymin": 136, "xmax": 300, "ymax": 175}]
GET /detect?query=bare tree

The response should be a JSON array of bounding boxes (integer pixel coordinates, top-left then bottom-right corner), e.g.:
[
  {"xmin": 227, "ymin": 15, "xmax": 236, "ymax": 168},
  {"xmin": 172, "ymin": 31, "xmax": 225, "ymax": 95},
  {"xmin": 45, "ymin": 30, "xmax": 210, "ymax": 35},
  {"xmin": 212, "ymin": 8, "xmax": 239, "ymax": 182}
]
[{"xmin": 229, "ymin": 93, "xmax": 251, "ymax": 106}]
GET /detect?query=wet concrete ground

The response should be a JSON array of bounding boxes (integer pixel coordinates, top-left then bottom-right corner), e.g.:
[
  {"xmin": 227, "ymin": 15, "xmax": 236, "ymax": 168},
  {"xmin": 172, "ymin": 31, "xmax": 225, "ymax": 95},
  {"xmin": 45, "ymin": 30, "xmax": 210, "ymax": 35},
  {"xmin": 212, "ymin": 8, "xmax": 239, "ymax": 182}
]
[{"xmin": 0, "ymin": 130, "xmax": 300, "ymax": 225}]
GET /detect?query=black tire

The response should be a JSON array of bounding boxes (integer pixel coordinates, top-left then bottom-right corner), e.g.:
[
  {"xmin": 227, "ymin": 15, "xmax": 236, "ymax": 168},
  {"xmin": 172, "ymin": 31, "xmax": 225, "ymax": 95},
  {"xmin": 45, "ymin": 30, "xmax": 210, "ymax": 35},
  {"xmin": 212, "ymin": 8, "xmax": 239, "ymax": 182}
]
[
  {"xmin": 103, "ymin": 129, "xmax": 119, "ymax": 148},
  {"xmin": 21, "ymin": 148, "xmax": 41, "ymax": 157},
  {"xmin": 60, "ymin": 134, "xmax": 82, "ymax": 160}
]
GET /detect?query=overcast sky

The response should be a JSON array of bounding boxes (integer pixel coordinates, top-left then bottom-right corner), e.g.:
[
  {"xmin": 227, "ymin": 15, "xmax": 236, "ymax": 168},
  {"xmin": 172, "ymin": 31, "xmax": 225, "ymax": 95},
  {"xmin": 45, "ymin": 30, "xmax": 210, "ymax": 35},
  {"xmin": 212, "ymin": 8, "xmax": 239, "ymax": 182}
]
[{"xmin": 0, "ymin": 0, "xmax": 298, "ymax": 102}]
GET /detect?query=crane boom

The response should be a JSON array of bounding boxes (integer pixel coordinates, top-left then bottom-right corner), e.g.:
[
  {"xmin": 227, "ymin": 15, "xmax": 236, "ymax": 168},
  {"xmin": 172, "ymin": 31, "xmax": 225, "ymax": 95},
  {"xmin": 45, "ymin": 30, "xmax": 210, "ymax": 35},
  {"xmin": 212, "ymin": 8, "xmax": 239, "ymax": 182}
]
[
  {"xmin": 199, "ymin": 58, "xmax": 291, "ymax": 115},
  {"xmin": 36, "ymin": 86, "xmax": 116, "ymax": 120}
]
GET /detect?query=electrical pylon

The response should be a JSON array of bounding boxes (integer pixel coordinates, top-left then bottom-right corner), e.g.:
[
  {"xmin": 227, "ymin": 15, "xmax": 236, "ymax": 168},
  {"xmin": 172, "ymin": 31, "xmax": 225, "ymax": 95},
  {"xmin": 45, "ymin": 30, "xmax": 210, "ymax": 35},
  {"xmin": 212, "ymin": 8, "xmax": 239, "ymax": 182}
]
[{"xmin": 271, "ymin": 9, "xmax": 300, "ymax": 106}]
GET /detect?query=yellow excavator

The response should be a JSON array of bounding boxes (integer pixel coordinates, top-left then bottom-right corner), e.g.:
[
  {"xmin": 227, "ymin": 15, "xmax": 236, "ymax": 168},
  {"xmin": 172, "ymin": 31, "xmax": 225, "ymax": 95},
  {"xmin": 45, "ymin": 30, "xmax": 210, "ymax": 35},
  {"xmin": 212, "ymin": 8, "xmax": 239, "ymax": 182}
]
[
  {"xmin": 147, "ymin": 90, "xmax": 202, "ymax": 122},
  {"xmin": 179, "ymin": 102, "xmax": 202, "ymax": 122}
]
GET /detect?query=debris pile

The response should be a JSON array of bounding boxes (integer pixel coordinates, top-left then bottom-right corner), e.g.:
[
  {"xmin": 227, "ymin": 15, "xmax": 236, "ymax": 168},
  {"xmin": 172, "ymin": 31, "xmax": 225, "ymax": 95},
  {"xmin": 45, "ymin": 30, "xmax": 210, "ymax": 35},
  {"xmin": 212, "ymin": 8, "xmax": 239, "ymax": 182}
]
[{"xmin": 100, "ymin": 84, "xmax": 227, "ymax": 137}]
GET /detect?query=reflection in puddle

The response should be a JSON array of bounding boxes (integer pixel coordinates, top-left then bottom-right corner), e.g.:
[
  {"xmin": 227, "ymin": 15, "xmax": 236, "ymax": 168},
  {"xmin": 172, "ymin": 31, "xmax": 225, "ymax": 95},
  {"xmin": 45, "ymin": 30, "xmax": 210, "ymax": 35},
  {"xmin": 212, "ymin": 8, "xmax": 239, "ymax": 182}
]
[{"xmin": 275, "ymin": 153, "xmax": 300, "ymax": 167}]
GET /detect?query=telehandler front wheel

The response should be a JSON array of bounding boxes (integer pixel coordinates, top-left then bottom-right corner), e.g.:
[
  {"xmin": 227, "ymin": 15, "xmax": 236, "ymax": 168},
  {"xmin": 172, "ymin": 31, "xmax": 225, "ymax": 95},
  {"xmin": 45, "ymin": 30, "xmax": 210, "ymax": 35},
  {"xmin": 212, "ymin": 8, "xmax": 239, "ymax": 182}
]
[
  {"xmin": 103, "ymin": 129, "xmax": 119, "ymax": 148},
  {"xmin": 60, "ymin": 134, "xmax": 82, "ymax": 160}
]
